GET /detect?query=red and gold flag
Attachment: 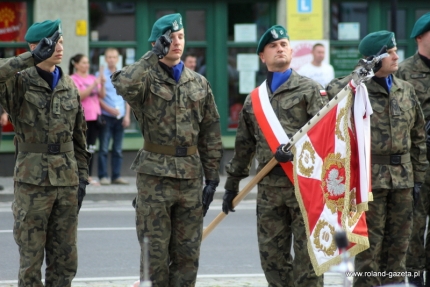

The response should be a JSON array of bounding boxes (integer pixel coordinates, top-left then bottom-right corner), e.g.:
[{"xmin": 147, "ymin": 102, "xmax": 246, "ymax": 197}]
[{"xmin": 292, "ymin": 81, "xmax": 372, "ymax": 275}]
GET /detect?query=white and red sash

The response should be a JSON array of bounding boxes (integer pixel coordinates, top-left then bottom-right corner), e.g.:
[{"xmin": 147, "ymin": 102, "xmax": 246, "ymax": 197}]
[{"xmin": 251, "ymin": 80, "xmax": 294, "ymax": 182}]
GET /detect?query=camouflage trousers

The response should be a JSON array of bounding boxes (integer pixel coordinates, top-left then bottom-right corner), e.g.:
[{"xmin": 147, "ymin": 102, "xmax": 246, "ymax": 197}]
[
  {"xmin": 354, "ymin": 188, "xmax": 413, "ymax": 287},
  {"xmin": 135, "ymin": 173, "xmax": 203, "ymax": 287},
  {"xmin": 256, "ymin": 183, "xmax": 323, "ymax": 287},
  {"xmin": 12, "ymin": 181, "xmax": 79, "ymax": 287},
  {"xmin": 406, "ymin": 167, "xmax": 430, "ymax": 273}
]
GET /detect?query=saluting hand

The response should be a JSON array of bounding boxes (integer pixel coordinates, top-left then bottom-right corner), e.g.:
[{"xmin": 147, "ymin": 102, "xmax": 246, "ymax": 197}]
[
  {"xmin": 32, "ymin": 30, "xmax": 60, "ymax": 65},
  {"xmin": 152, "ymin": 30, "xmax": 172, "ymax": 59}
]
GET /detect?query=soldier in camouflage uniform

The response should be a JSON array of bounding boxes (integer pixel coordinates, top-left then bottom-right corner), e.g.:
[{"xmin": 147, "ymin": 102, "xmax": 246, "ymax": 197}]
[
  {"xmin": 111, "ymin": 13, "xmax": 222, "ymax": 287},
  {"xmin": 326, "ymin": 30, "xmax": 428, "ymax": 287},
  {"xmin": 395, "ymin": 13, "xmax": 430, "ymax": 287},
  {"xmin": 222, "ymin": 25, "xmax": 327, "ymax": 287},
  {"xmin": 0, "ymin": 19, "xmax": 90, "ymax": 287}
]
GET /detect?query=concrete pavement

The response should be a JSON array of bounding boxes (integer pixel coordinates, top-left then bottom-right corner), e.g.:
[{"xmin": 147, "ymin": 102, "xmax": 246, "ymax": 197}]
[
  {"xmin": 0, "ymin": 175, "xmax": 350, "ymax": 286},
  {"xmin": 0, "ymin": 175, "xmax": 259, "ymax": 202},
  {"xmin": 0, "ymin": 273, "xmax": 347, "ymax": 286}
]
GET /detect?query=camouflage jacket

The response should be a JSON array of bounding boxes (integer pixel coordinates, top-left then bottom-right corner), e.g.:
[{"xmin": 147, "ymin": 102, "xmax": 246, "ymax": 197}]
[
  {"xmin": 326, "ymin": 74, "xmax": 428, "ymax": 188},
  {"xmin": 224, "ymin": 70, "xmax": 328, "ymax": 192},
  {"xmin": 0, "ymin": 52, "xmax": 90, "ymax": 186},
  {"xmin": 111, "ymin": 51, "xmax": 222, "ymax": 181},
  {"xmin": 396, "ymin": 52, "xmax": 430, "ymax": 120}
]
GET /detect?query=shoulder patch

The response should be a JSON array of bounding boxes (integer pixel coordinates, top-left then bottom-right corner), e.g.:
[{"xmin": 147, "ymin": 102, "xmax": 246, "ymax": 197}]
[{"xmin": 319, "ymin": 89, "xmax": 327, "ymax": 96}]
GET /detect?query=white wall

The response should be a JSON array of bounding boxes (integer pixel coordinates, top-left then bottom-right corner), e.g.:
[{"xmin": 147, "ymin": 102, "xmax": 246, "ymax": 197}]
[{"xmin": 33, "ymin": 0, "xmax": 88, "ymax": 74}]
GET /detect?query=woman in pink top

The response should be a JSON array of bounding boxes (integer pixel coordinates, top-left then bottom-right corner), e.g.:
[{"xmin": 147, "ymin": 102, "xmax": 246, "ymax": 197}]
[{"xmin": 69, "ymin": 54, "xmax": 105, "ymax": 185}]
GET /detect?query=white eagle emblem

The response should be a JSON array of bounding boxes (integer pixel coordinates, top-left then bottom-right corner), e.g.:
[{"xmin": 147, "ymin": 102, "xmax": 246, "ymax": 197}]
[
  {"xmin": 271, "ymin": 29, "xmax": 279, "ymax": 39},
  {"xmin": 392, "ymin": 35, "xmax": 396, "ymax": 46},
  {"xmin": 326, "ymin": 169, "xmax": 345, "ymax": 196},
  {"xmin": 172, "ymin": 20, "xmax": 179, "ymax": 31}
]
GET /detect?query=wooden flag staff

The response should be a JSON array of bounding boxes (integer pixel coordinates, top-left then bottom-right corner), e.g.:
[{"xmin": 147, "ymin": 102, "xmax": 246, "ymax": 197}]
[{"xmin": 202, "ymin": 86, "xmax": 352, "ymax": 241}]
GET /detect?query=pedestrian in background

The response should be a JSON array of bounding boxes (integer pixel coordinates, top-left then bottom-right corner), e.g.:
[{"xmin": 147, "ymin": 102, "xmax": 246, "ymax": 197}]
[
  {"xmin": 297, "ymin": 43, "xmax": 335, "ymax": 87},
  {"xmin": 396, "ymin": 12, "xmax": 430, "ymax": 287},
  {"xmin": 96, "ymin": 48, "xmax": 130, "ymax": 185},
  {"xmin": 327, "ymin": 30, "xmax": 428, "ymax": 287},
  {"xmin": 0, "ymin": 19, "xmax": 90, "ymax": 286},
  {"xmin": 183, "ymin": 52, "xmax": 197, "ymax": 71},
  {"xmin": 70, "ymin": 53, "xmax": 105, "ymax": 185},
  {"xmin": 0, "ymin": 107, "xmax": 8, "ymax": 191},
  {"xmin": 222, "ymin": 25, "xmax": 327, "ymax": 287},
  {"xmin": 111, "ymin": 13, "xmax": 223, "ymax": 286}
]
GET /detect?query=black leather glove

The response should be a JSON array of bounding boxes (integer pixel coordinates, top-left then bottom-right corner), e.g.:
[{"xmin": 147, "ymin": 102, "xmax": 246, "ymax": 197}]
[
  {"xmin": 274, "ymin": 144, "xmax": 294, "ymax": 163},
  {"xmin": 202, "ymin": 180, "xmax": 219, "ymax": 217},
  {"xmin": 413, "ymin": 182, "xmax": 422, "ymax": 207},
  {"xmin": 32, "ymin": 30, "xmax": 60, "ymax": 65},
  {"xmin": 152, "ymin": 30, "xmax": 172, "ymax": 59},
  {"xmin": 77, "ymin": 179, "xmax": 89, "ymax": 214},
  {"xmin": 222, "ymin": 190, "xmax": 238, "ymax": 214}
]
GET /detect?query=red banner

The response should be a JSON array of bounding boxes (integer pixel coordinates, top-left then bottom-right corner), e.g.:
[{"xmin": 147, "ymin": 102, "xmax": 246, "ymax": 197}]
[
  {"xmin": 0, "ymin": 2, "xmax": 27, "ymax": 42},
  {"xmin": 292, "ymin": 84, "xmax": 371, "ymax": 275}
]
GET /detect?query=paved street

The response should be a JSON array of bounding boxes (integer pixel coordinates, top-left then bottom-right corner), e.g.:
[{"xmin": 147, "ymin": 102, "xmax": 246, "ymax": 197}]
[{"xmin": 0, "ymin": 177, "xmax": 347, "ymax": 287}]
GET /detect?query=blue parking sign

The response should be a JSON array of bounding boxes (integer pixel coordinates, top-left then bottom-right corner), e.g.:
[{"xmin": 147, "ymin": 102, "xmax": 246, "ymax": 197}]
[{"xmin": 298, "ymin": 0, "xmax": 312, "ymax": 13}]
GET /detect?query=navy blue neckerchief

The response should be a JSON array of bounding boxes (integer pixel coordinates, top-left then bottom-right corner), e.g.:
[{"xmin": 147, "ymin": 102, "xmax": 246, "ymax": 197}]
[
  {"xmin": 158, "ymin": 61, "xmax": 184, "ymax": 83},
  {"xmin": 36, "ymin": 66, "xmax": 61, "ymax": 90},
  {"xmin": 372, "ymin": 74, "xmax": 393, "ymax": 94},
  {"xmin": 267, "ymin": 68, "xmax": 292, "ymax": 93}
]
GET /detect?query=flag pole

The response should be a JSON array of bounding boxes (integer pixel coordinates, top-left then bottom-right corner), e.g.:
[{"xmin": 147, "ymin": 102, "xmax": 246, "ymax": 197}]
[
  {"xmin": 202, "ymin": 86, "xmax": 352, "ymax": 241},
  {"xmin": 202, "ymin": 156, "xmax": 278, "ymax": 241},
  {"xmin": 202, "ymin": 53, "xmax": 385, "ymax": 241}
]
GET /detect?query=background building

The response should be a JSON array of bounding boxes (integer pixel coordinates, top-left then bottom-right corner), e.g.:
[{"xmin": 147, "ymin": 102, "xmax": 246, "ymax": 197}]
[{"xmin": 0, "ymin": 0, "xmax": 428, "ymax": 176}]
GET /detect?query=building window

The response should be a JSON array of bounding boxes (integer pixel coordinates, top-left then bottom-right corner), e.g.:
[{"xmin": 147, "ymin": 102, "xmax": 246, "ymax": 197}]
[
  {"xmin": 226, "ymin": 2, "xmax": 272, "ymax": 130},
  {"xmin": 331, "ymin": 2, "xmax": 368, "ymax": 40},
  {"xmin": 89, "ymin": 2, "xmax": 135, "ymax": 41}
]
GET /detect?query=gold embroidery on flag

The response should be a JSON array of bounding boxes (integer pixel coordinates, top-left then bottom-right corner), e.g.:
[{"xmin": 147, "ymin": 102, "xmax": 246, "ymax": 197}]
[
  {"xmin": 347, "ymin": 188, "xmax": 362, "ymax": 227},
  {"xmin": 335, "ymin": 106, "xmax": 347, "ymax": 141},
  {"xmin": 313, "ymin": 219, "xmax": 336, "ymax": 256},
  {"xmin": 321, "ymin": 153, "xmax": 346, "ymax": 213},
  {"xmin": 298, "ymin": 141, "xmax": 316, "ymax": 177}
]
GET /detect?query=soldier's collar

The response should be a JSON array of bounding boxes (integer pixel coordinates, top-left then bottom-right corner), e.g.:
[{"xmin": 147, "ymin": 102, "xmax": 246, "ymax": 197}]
[{"xmin": 418, "ymin": 53, "xmax": 430, "ymax": 69}]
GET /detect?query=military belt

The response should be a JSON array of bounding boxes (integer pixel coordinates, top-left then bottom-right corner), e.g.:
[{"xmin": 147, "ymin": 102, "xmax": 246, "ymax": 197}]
[
  {"xmin": 371, "ymin": 153, "xmax": 410, "ymax": 165},
  {"xmin": 18, "ymin": 141, "xmax": 74, "ymax": 154},
  {"xmin": 143, "ymin": 141, "xmax": 197, "ymax": 157}
]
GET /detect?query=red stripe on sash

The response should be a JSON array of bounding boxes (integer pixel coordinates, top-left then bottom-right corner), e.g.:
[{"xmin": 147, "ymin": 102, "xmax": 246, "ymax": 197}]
[{"xmin": 251, "ymin": 87, "xmax": 294, "ymax": 183}]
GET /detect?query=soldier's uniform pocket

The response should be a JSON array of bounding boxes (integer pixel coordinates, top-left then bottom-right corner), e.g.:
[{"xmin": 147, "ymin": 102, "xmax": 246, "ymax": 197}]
[
  {"xmin": 60, "ymin": 96, "xmax": 79, "ymax": 126},
  {"xmin": 399, "ymin": 98, "xmax": 415, "ymax": 117},
  {"xmin": 280, "ymin": 95, "xmax": 305, "ymax": 130},
  {"xmin": 188, "ymin": 89, "xmax": 206, "ymax": 123},
  {"xmin": 145, "ymin": 81, "xmax": 174, "ymax": 120},
  {"xmin": 369, "ymin": 98, "xmax": 389, "ymax": 128},
  {"xmin": 61, "ymin": 97, "xmax": 79, "ymax": 112},
  {"xmin": 18, "ymin": 88, "xmax": 47, "ymax": 126},
  {"xmin": 12, "ymin": 201, "xmax": 27, "ymax": 246},
  {"xmin": 136, "ymin": 202, "xmax": 167, "ymax": 239}
]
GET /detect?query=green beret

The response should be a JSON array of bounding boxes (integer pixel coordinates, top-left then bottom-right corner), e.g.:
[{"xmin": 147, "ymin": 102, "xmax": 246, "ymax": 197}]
[
  {"xmin": 148, "ymin": 13, "xmax": 183, "ymax": 42},
  {"xmin": 25, "ymin": 19, "xmax": 62, "ymax": 43},
  {"xmin": 358, "ymin": 30, "xmax": 396, "ymax": 56},
  {"xmin": 410, "ymin": 12, "xmax": 430, "ymax": 38},
  {"xmin": 256, "ymin": 25, "xmax": 289, "ymax": 54}
]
